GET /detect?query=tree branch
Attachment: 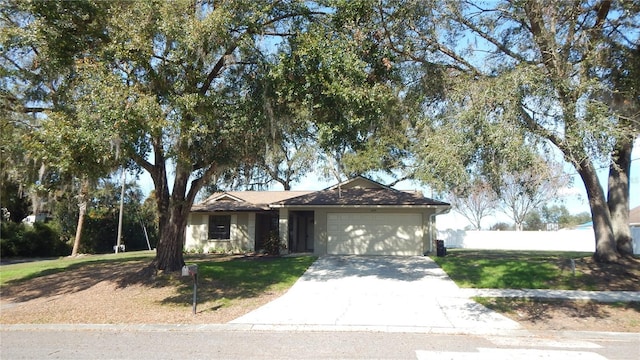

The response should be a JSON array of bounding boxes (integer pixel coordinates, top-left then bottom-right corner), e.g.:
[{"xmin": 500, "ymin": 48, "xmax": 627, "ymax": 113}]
[
  {"xmin": 199, "ymin": 46, "xmax": 236, "ymax": 96},
  {"xmin": 519, "ymin": 104, "xmax": 562, "ymax": 147},
  {"xmin": 453, "ymin": 8, "xmax": 536, "ymax": 66},
  {"xmin": 378, "ymin": 7, "xmax": 478, "ymax": 75},
  {"xmin": 186, "ymin": 162, "xmax": 220, "ymax": 206},
  {"xmin": 198, "ymin": 9, "xmax": 327, "ymax": 96},
  {"xmin": 407, "ymin": 22, "xmax": 482, "ymax": 76},
  {"xmin": 131, "ymin": 151, "xmax": 154, "ymax": 175},
  {"xmin": 387, "ymin": 175, "xmax": 411, "ymax": 187}
]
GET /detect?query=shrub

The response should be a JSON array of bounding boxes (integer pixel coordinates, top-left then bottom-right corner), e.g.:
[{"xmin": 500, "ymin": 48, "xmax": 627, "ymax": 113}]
[
  {"xmin": 263, "ymin": 230, "xmax": 284, "ymax": 255},
  {"xmin": 0, "ymin": 221, "xmax": 70, "ymax": 258}
]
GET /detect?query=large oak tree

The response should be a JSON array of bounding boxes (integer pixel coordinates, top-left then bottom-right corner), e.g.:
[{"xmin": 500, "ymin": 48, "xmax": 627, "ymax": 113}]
[
  {"xmin": 3, "ymin": 0, "xmax": 399, "ymax": 271},
  {"xmin": 375, "ymin": 0, "xmax": 639, "ymax": 262},
  {"xmin": 2, "ymin": 0, "xmax": 331, "ymax": 271}
]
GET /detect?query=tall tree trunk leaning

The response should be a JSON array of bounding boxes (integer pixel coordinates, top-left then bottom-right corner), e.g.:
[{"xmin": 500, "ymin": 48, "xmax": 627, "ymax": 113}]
[
  {"xmin": 71, "ymin": 177, "xmax": 89, "ymax": 257},
  {"xmin": 577, "ymin": 159, "xmax": 619, "ymax": 263},
  {"xmin": 607, "ymin": 137, "xmax": 634, "ymax": 256}
]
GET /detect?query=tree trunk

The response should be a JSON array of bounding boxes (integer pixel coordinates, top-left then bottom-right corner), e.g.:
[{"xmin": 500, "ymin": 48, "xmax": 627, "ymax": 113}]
[
  {"xmin": 71, "ymin": 178, "xmax": 89, "ymax": 257},
  {"xmin": 608, "ymin": 137, "xmax": 633, "ymax": 256},
  {"xmin": 152, "ymin": 159, "xmax": 202, "ymax": 272},
  {"xmin": 154, "ymin": 206, "xmax": 187, "ymax": 272},
  {"xmin": 151, "ymin": 171, "xmax": 186, "ymax": 272},
  {"xmin": 578, "ymin": 161, "xmax": 619, "ymax": 263}
]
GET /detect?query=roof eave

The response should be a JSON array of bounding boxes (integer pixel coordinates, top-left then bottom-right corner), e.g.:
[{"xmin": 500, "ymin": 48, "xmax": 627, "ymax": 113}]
[{"xmin": 270, "ymin": 204, "xmax": 451, "ymax": 209}]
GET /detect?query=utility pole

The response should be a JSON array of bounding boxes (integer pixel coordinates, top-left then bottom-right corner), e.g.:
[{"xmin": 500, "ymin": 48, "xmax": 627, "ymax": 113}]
[{"xmin": 115, "ymin": 168, "xmax": 125, "ymax": 253}]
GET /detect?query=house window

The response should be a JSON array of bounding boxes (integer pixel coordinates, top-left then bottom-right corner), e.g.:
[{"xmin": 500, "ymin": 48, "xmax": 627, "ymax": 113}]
[{"xmin": 209, "ymin": 215, "xmax": 231, "ymax": 240}]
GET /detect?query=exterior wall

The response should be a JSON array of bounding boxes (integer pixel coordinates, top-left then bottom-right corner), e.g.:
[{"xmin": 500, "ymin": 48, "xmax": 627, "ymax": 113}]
[
  {"xmin": 186, "ymin": 207, "xmax": 445, "ymax": 255},
  {"xmin": 248, "ymin": 213, "xmax": 256, "ymax": 251},
  {"xmin": 233, "ymin": 213, "xmax": 250, "ymax": 250},
  {"xmin": 437, "ymin": 229, "xmax": 597, "ymax": 252},
  {"xmin": 313, "ymin": 208, "xmax": 328, "ymax": 255},
  {"xmin": 186, "ymin": 213, "xmax": 208, "ymax": 250},
  {"xmin": 424, "ymin": 209, "xmax": 439, "ymax": 254},
  {"xmin": 278, "ymin": 208, "xmax": 289, "ymax": 254},
  {"xmin": 311, "ymin": 208, "xmax": 436, "ymax": 255},
  {"xmin": 185, "ymin": 212, "xmax": 255, "ymax": 253}
]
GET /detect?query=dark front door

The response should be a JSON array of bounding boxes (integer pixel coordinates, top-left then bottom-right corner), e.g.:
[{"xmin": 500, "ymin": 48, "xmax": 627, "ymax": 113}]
[{"xmin": 289, "ymin": 211, "xmax": 314, "ymax": 253}]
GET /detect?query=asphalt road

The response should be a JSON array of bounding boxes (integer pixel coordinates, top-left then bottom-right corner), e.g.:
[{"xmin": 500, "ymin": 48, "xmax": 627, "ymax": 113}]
[{"xmin": 1, "ymin": 326, "xmax": 638, "ymax": 359}]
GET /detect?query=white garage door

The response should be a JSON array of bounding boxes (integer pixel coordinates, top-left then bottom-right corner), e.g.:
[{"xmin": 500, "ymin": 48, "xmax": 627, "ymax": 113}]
[{"xmin": 327, "ymin": 213, "xmax": 424, "ymax": 255}]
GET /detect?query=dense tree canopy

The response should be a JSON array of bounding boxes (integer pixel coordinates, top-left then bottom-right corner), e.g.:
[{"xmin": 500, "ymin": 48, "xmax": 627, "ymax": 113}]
[
  {"xmin": 370, "ymin": 0, "xmax": 639, "ymax": 262},
  {"xmin": 2, "ymin": 0, "xmax": 399, "ymax": 270}
]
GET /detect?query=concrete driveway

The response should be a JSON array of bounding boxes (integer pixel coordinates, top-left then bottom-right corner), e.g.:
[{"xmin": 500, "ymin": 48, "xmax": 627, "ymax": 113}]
[{"xmin": 231, "ymin": 256, "xmax": 520, "ymax": 332}]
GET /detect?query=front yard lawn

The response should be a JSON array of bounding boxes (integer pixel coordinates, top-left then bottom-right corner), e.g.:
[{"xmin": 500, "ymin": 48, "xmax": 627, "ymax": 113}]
[
  {"xmin": 0, "ymin": 252, "xmax": 317, "ymax": 324},
  {"xmin": 431, "ymin": 249, "xmax": 640, "ymax": 291}
]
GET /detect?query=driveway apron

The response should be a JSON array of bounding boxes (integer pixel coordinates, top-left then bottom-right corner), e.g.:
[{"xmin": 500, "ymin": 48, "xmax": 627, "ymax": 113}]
[{"xmin": 231, "ymin": 256, "xmax": 520, "ymax": 331}]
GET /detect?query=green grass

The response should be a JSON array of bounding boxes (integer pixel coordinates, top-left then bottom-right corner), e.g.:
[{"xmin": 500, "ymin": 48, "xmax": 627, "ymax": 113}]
[
  {"xmin": 190, "ymin": 256, "xmax": 317, "ymax": 298},
  {"xmin": 148, "ymin": 254, "xmax": 318, "ymax": 307},
  {"xmin": 0, "ymin": 251, "xmax": 156, "ymax": 286},
  {"xmin": 431, "ymin": 249, "xmax": 594, "ymax": 290},
  {"xmin": 1, "ymin": 252, "xmax": 317, "ymax": 307},
  {"xmin": 474, "ymin": 297, "xmax": 640, "ymax": 316}
]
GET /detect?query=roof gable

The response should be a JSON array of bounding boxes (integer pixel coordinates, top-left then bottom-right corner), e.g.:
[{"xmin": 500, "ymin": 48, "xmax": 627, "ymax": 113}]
[
  {"xmin": 326, "ymin": 176, "xmax": 390, "ymax": 190},
  {"xmin": 205, "ymin": 193, "xmax": 245, "ymax": 203},
  {"xmin": 193, "ymin": 191, "xmax": 313, "ymax": 212}
]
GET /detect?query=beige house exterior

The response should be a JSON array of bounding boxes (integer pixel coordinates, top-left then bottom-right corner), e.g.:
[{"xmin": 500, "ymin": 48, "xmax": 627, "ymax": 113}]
[{"xmin": 186, "ymin": 177, "xmax": 451, "ymax": 256}]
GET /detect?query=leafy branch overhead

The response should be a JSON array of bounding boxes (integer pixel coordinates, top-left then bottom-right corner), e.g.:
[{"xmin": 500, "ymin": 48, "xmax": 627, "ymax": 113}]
[{"xmin": 374, "ymin": 0, "xmax": 638, "ymax": 262}]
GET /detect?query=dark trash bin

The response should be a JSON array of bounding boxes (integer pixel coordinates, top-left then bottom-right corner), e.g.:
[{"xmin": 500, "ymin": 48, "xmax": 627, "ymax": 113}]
[{"xmin": 435, "ymin": 240, "xmax": 446, "ymax": 257}]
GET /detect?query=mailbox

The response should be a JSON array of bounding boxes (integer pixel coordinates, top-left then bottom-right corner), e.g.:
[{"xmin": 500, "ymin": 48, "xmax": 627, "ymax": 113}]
[
  {"xmin": 182, "ymin": 264, "xmax": 198, "ymax": 276},
  {"xmin": 188, "ymin": 264, "xmax": 198, "ymax": 275},
  {"xmin": 181, "ymin": 264, "xmax": 199, "ymax": 314}
]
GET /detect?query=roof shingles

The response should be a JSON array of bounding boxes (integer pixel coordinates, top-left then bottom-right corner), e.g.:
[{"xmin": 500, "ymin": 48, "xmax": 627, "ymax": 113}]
[
  {"xmin": 192, "ymin": 187, "xmax": 450, "ymax": 212},
  {"xmin": 276, "ymin": 188, "xmax": 449, "ymax": 207}
]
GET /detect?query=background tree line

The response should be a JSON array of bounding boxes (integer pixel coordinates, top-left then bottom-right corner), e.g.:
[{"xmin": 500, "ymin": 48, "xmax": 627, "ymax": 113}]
[{"xmin": 1, "ymin": 176, "xmax": 157, "ymax": 257}]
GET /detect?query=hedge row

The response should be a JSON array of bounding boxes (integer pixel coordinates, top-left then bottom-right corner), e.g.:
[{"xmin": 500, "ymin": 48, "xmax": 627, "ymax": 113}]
[{"xmin": 0, "ymin": 222, "xmax": 71, "ymax": 258}]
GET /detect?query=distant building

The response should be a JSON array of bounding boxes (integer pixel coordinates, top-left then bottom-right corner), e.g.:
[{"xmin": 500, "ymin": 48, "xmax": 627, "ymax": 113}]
[
  {"xmin": 630, "ymin": 206, "xmax": 640, "ymax": 227},
  {"xmin": 21, "ymin": 213, "xmax": 49, "ymax": 224},
  {"xmin": 631, "ymin": 206, "xmax": 640, "ymax": 254}
]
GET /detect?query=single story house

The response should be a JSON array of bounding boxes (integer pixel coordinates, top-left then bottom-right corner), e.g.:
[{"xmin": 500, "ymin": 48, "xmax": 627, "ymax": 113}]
[{"xmin": 186, "ymin": 176, "xmax": 451, "ymax": 256}]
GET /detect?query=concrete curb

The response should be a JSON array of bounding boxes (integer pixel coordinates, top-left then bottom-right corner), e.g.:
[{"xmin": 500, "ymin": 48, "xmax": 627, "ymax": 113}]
[
  {"xmin": 2, "ymin": 323, "xmax": 638, "ymax": 340},
  {"xmin": 460, "ymin": 289, "xmax": 640, "ymax": 302}
]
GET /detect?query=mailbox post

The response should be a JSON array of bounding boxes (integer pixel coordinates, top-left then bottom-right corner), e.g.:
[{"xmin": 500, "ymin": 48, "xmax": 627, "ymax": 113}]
[{"xmin": 181, "ymin": 264, "xmax": 198, "ymax": 314}]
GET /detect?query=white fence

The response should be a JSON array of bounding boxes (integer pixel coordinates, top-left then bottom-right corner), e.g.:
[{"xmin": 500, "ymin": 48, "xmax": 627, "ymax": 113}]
[
  {"xmin": 437, "ymin": 228, "xmax": 640, "ymax": 254},
  {"xmin": 633, "ymin": 227, "xmax": 640, "ymax": 254}
]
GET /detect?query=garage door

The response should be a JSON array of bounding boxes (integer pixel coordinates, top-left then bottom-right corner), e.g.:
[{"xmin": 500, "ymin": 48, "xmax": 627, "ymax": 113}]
[{"xmin": 327, "ymin": 213, "xmax": 423, "ymax": 255}]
